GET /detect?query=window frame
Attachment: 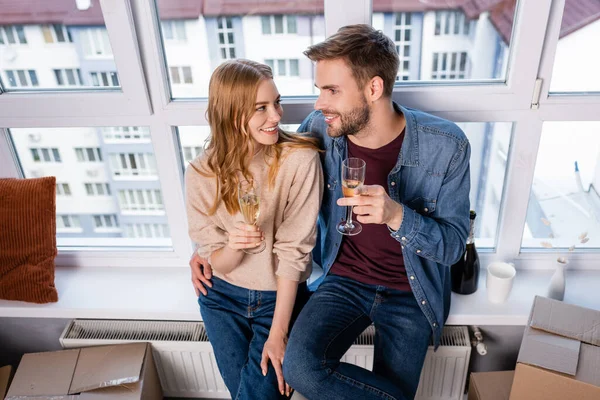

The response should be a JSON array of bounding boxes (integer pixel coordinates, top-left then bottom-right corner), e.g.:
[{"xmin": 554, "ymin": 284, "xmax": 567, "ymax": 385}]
[{"xmin": 1, "ymin": 0, "xmax": 600, "ymax": 270}]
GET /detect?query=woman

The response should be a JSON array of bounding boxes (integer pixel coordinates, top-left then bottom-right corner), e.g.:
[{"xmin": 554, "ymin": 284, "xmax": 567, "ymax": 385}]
[{"xmin": 185, "ymin": 59, "xmax": 323, "ymax": 400}]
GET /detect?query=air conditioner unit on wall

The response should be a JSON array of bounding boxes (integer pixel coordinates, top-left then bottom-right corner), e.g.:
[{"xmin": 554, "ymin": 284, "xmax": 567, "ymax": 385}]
[{"xmin": 60, "ymin": 320, "xmax": 471, "ymax": 399}]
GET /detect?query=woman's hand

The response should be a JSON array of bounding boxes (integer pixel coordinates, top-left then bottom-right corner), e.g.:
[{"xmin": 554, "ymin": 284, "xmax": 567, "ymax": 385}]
[
  {"xmin": 261, "ymin": 328, "xmax": 292, "ymax": 396},
  {"xmin": 227, "ymin": 222, "xmax": 264, "ymax": 250}
]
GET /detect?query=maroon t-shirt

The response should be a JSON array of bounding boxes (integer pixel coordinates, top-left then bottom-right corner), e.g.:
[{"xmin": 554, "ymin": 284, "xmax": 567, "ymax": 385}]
[{"xmin": 330, "ymin": 130, "xmax": 411, "ymax": 291}]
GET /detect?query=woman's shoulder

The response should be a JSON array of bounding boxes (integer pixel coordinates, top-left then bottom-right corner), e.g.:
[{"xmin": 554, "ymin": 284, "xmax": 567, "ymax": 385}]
[
  {"xmin": 281, "ymin": 146, "xmax": 320, "ymax": 167},
  {"xmin": 185, "ymin": 152, "xmax": 212, "ymax": 183}
]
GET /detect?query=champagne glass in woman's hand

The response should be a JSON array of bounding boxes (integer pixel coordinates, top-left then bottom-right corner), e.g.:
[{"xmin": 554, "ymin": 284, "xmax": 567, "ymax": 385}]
[
  {"xmin": 337, "ymin": 157, "xmax": 366, "ymax": 236},
  {"xmin": 238, "ymin": 180, "xmax": 266, "ymax": 254}
]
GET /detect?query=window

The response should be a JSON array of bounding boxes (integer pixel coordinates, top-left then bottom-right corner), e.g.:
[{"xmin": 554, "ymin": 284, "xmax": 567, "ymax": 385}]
[
  {"xmin": 90, "ymin": 71, "xmax": 120, "ymax": 87},
  {"xmin": 217, "ymin": 17, "xmax": 236, "ymax": 60},
  {"xmin": 81, "ymin": 27, "xmax": 113, "ymax": 57},
  {"xmin": 523, "ymin": 122, "xmax": 600, "ymax": 250},
  {"xmin": 56, "ymin": 215, "xmax": 81, "ymax": 231},
  {"xmin": 118, "ymin": 189, "xmax": 164, "ymax": 212},
  {"xmin": 102, "ymin": 127, "xmax": 151, "ymax": 142},
  {"xmin": 161, "ymin": 20, "xmax": 187, "ymax": 41},
  {"xmin": 394, "ymin": 12, "xmax": 413, "ymax": 81},
  {"xmin": 85, "ymin": 183, "xmax": 111, "ymax": 196},
  {"xmin": 261, "ymin": 15, "xmax": 297, "ymax": 34},
  {"xmin": 125, "ymin": 224, "xmax": 170, "ymax": 238},
  {"xmin": 265, "ymin": 59, "xmax": 300, "ymax": 77},
  {"xmin": 169, "ymin": 66, "xmax": 193, "ymax": 84},
  {"xmin": 31, "ymin": 147, "xmax": 61, "ymax": 162},
  {"xmin": 75, "ymin": 147, "xmax": 102, "ymax": 162},
  {"xmin": 4, "ymin": 70, "xmax": 39, "ymax": 87},
  {"xmin": 431, "ymin": 52, "xmax": 469, "ymax": 80},
  {"xmin": 434, "ymin": 11, "xmax": 469, "ymax": 36},
  {"xmin": 54, "ymin": 69, "xmax": 84, "ymax": 86},
  {"xmin": 549, "ymin": 3, "xmax": 600, "ymax": 92},
  {"xmin": 182, "ymin": 146, "xmax": 203, "ymax": 163},
  {"xmin": 8, "ymin": 127, "xmax": 171, "ymax": 246},
  {"xmin": 0, "ymin": 25, "xmax": 27, "ymax": 44},
  {"xmin": 56, "ymin": 183, "xmax": 72, "ymax": 196},
  {"xmin": 109, "ymin": 153, "xmax": 157, "ymax": 177},
  {"xmin": 42, "ymin": 24, "xmax": 72, "ymax": 43},
  {"xmin": 93, "ymin": 214, "xmax": 119, "ymax": 229}
]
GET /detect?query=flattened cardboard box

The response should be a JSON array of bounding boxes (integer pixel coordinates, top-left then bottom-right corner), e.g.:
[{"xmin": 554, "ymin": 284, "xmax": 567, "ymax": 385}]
[
  {"xmin": 5, "ymin": 342, "xmax": 162, "ymax": 400},
  {"xmin": 468, "ymin": 370, "xmax": 513, "ymax": 400},
  {"xmin": 510, "ymin": 296, "xmax": 600, "ymax": 400}
]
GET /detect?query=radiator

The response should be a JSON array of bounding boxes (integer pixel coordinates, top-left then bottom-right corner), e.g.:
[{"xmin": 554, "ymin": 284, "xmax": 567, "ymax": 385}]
[{"xmin": 60, "ymin": 320, "xmax": 470, "ymax": 399}]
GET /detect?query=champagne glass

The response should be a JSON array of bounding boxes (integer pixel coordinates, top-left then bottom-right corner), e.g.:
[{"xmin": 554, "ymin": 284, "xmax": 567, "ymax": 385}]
[
  {"xmin": 238, "ymin": 179, "xmax": 265, "ymax": 254},
  {"xmin": 337, "ymin": 158, "xmax": 366, "ymax": 236}
]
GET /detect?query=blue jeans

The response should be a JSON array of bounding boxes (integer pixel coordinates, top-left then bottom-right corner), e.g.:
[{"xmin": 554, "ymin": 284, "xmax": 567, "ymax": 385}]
[
  {"xmin": 283, "ymin": 274, "xmax": 431, "ymax": 400},
  {"xmin": 198, "ymin": 276, "xmax": 308, "ymax": 400}
]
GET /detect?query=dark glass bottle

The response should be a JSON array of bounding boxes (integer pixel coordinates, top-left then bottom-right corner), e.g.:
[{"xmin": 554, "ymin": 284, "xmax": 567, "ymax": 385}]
[{"xmin": 451, "ymin": 210, "xmax": 480, "ymax": 294}]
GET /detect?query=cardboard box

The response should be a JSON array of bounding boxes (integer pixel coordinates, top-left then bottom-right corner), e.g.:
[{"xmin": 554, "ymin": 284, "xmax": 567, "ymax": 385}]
[
  {"xmin": 5, "ymin": 342, "xmax": 162, "ymax": 400},
  {"xmin": 468, "ymin": 370, "xmax": 514, "ymax": 400},
  {"xmin": 509, "ymin": 296, "xmax": 600, "ymax": 400},
  {"xmin": 0, "ymin": 365, "xmax": 13, "ymax": 399}
]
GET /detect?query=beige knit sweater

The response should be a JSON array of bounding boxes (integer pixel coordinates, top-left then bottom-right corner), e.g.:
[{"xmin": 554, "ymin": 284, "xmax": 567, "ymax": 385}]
[{"xmin": 185, "ymin": 147, "xmax": 323, "ymax": 291}]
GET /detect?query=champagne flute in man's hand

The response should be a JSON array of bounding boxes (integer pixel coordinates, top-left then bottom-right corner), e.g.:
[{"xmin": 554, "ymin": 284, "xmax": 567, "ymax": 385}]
[{"xmin": 337, "ymin": 158, "xmax": 366, "ymax": 236}]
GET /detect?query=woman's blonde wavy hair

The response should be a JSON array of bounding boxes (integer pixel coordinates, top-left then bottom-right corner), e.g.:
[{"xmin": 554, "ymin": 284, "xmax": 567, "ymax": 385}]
[{"xmin": 192, "ymin": 59, "xmax": 319, "ymax": 216}]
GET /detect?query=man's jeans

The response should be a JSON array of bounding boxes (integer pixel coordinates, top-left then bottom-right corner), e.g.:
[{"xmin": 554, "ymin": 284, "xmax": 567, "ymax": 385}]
[
  {"xmin": 198, "ymin": 276, "xmax": 308, "ymax": 400},
  {"xmin": 283, "ymin": 274, "xmax": 431, "ymax": 400}
]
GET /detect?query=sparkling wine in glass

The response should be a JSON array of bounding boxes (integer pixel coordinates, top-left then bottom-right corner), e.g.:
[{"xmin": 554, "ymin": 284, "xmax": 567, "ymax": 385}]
[
  {"xmin": 337, "ymin": 158, "xmax": 366, "ymax": 236},
  {"xmin": 238, "ymin": 180, "xmax": 265, "ymax": 254}
]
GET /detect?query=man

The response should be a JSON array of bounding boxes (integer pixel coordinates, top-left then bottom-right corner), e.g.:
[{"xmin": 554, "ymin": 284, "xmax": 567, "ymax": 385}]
[{"xmin": 190, "ymin": 25, "xmax": 470, "ymax": 400}]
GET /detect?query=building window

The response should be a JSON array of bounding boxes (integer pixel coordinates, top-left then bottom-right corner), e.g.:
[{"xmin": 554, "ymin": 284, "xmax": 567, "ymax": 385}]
[
  {"xmin": 265, "ymin": 59, "xmax": 300, "ymax": 77},
  {"xmin": 5, "ymin": 70, "xmax": 39, "ymax": 87},
  {"xmin": 31, "ymin": 147, "xmax": 61, "ymax": 162},
  {"xmin": 125, "ymin": 223, "xmax": 170, "ymax": 238},
  {"xmin": 42, "ymin": 24, "xmax": 72, "ymax": 43},
  {"xmin": 102, "ymin": 127, "xmax": 150, "ymax": 141},
  {"xmin": 0, "ymin": 25, "xmax": 27, "ymax": 45},
  {"xmin": 57, "ymin": 215, "xmax": 81, "ymax": 230},
  {"xmin": 394, "ymin": 12, "xmax": 413, "ymax": 81},
  {"xmin": 54, "ymin": 69, "xmax": 84, "ymax": 86},
  {"xmin": 169, "ymin": 66, "xmax": 193, "ymax": 84},
  {"xmin": 81, "ymin": 27, "xmax": 113, "ymax": 57},
  {"xmin": 432, "ymin": 52, "xmax": 469, "ymax": 79},
  {"xmin": 182, "ymin": 146, "xmax": 203, "ymax": 163},
  {"xmin": 75, "ymin": 147, "xmax": 103, "ymax": 162},
  {"xmin": 217, "ymin": 17, "xmax": 236, "ymax": 59},
  {"xmin": 90, "ymin": 71, "xmax": 119, "ymax": 87},
  {"xmin": 56, "ymin": 183, "xmax": 72, "ymax": 196},
  {"xmin": 434, "ymin": 11, "xmax": 470, "ymax": 36},
  {"xmin": 93, "ymin": 214, "xmax": 119, "ymax": 229},
  {"xmin": 109, "ymin": 153, "xmax": 157, "ymax": 177},
  {"xmin": 261, "ymin": 15, "xmax": 297, "ymax": 35},
  {"xmin": 118, "ymin": 189, "xmax": 164, "ymax": 212},
  {"xmin": 84, "ymin": 183, "xmax": 111, "ymax": 196},
  {"xmin": 161, "ymin": 20, "xmax": 187, "ymax": 41}
]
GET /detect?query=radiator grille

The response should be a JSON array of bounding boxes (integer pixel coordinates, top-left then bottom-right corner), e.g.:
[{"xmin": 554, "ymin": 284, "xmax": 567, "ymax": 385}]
[{"xmin": 63, "ymin": 319, "xmax": 207, "ymax": 342}]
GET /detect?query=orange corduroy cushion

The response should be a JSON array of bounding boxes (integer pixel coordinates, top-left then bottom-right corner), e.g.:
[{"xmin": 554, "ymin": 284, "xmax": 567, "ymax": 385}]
[{"xmin": 0, "ymin": 176, "xmax": 58, "ymax": 303}]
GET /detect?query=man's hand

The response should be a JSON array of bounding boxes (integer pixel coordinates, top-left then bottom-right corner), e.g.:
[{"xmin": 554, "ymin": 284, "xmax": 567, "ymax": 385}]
[
  {"xmin": 189, "ymin": 251, "xmax": 213, "ymax": 297},
  {"xmin": 337, "ymin": 184, "xmax": 404, "ymax": 231}
]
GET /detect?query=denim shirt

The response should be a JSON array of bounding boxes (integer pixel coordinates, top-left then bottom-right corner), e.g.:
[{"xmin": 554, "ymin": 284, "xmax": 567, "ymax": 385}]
[{"xmin": 298, "ymin": 103, "xmax": 471, "ymax": 347}]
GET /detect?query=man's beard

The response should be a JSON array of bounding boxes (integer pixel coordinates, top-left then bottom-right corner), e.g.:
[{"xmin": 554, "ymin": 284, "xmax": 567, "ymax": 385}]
[{"xmin": 324, "ymin": 97, "xmax": 371, "ymax": 138}]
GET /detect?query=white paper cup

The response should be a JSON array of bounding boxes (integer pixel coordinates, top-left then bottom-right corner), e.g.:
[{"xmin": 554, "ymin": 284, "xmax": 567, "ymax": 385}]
[{"xmin": 486, "ymin": 262, "xmax": 516, "ymax": 304}]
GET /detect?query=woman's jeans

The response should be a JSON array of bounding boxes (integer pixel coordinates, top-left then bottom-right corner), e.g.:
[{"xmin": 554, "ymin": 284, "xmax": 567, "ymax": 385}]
[
  {"xmin": 199, "ymin": 276, "xmax": 308, "ymax": 400},
  {"xmin": 283, "ymin": 274, "xmax": 431, "ymax": 400}
]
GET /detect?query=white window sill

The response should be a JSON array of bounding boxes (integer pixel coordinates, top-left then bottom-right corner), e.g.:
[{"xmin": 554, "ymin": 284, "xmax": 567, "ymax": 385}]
[{"xmin": 0, "ymin": 267, "xmax": 599, "ymax": 324}]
